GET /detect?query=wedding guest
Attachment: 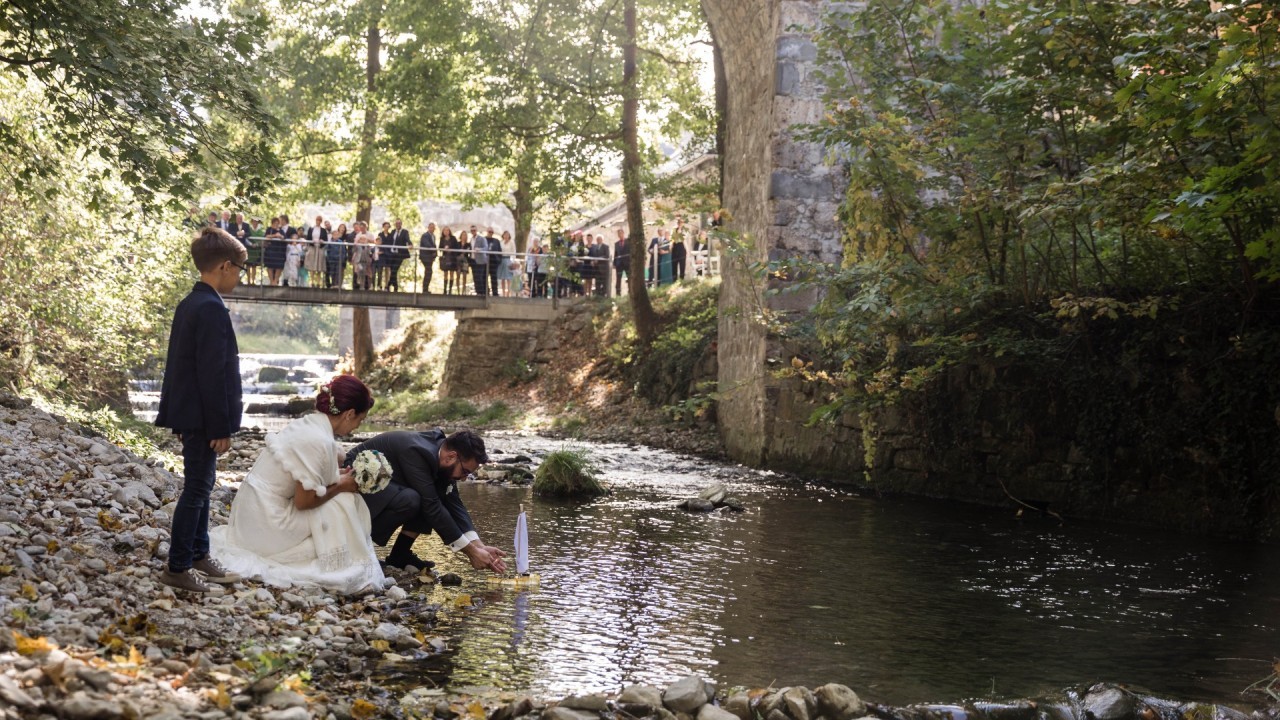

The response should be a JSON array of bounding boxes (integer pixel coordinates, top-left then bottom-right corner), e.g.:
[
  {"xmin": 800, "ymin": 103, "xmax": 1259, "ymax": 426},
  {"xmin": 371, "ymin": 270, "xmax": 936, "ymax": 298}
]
[
  {"xmin": 419, "ymin": 222, "xmax": 437, "ymax": 293},
  {"xmin": 346, "ymin": 429, "xmax": 507, "ymax": 573},
  {"xmin": 499, "ymin": 231, "xmax": 520, "ymax": 297},
  {"xmin": 692, "ymin": 229, "xmax": 710, "ymax": 277},
  {"xmin": 326, "ymin": 222, "xmax": 348, "ymax": 289},
  {"xmin": 154, "ymin": 228, "xmax": 246, "ymax": 595},
  {"xmin": 351, "ymin": 221, "xmax": 377, "ymax": 291},
  {"xmin": 386, "ymin": 218, "xmax": 410, "ymax": 292},
  {"xmin": 209, "ymin": 376, "xmax": 385, "ymax": 595},
  {"xmin": 485, "ymin": 228, "xmax": 502, "ymax": 297},
  {"xmin": 245, "ymin": 217, "xmax": 264, "ymax": 285},
  {"xmin": 376, "ymin": 221, "xmax": 393, "ymax": 290},
  {"xmin": 439, "ymin": 226, "xmax": 459, "ymax": 295},
  {"xmin": 263, "ymin": 217, "xmax": 287, "ymax": 286},
  {"xmin": 527, "ymin": 237, "xmax": 545, "ymax": 298},
  {"xmin": 468, "ymin": 230, "xmax": 488, "ymax": 296},
  {"xmin": 305, "ymin": 215, "xmax": 328, "ymax": 288},
  {"xmin": 282, "ymin": 236, "xmax": 304, "ymax": 287},
  {"xmin": 613, "ymin": 226, "xmax": 630, "ymax": 296},
  {"xmin": 670, "ymin": 216, "xmax": 688, "ymax": 282},
  {"xmin": 589, "ymin": 233, "xmax": 610, "ymax": 296}
]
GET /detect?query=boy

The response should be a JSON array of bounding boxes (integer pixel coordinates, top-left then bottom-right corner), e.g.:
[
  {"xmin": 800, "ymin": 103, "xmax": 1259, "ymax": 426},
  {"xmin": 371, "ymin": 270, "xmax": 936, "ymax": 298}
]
[{"xmin": 154, "ymin": 228, "xmax": 247, "ymax": 594}]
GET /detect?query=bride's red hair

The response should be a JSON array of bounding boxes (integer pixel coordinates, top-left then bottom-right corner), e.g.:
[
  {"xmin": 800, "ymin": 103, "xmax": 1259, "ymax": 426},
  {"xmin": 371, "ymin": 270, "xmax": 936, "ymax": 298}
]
[{"xmin": 316, "ymin": 375, "xmax": 374, "ymax": 416}]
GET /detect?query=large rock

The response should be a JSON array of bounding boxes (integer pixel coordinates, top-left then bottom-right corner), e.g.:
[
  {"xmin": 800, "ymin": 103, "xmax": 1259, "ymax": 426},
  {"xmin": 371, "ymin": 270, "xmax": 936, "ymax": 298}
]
[
  {"xmin": 723, "ymin": 693, "xmax": 752, "ymax": 720},
  {"xmin": 664, "ymin": 676, "xmax": 713, "ymax": 713},
  {"xmin": 561, "ymin": 695, "xmax": 610, "ymax": 712},
  {"xmin": 815, "ymin": 684, "xmax": 865, "ymax": 720},
  {"xmin": 784, "ymin": 687, "xmax": 816, "ymax": 720},
  {"xmin": 698, "ymin": 482, "xmax": 728, "ymax": 504},
  {"xmin": 619, "ymin": 684, "xmax": 664, "ymax": 709},
  {"xmin": 1083, "ymin": 685, "xmax": 1137, "ymax": 720},
  {"xmin": 258, "ymin": 366, "xmax": 289, "ymax": 383},
  {"xmin": 678, "ymin": 498, "xmax": 717, "ymax": 513},
  {"xmin": 113, "ymin": 481, "xmax": 160, "ymax": 508},
  {"xmin": 700, "ymin": 705, "xmax": 742, "ymax": 720},
  {"xmin": 544, "ymin": 707, "xmax": 601, "ymax": 720},
  {"xmin": 60, "ymin": 693, "xmax": 125, "ymax": 720}
]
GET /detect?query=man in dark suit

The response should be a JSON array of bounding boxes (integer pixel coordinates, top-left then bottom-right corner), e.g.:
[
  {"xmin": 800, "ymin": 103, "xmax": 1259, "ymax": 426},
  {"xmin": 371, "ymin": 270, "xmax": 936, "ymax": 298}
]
[
  {"xmin": 613, "ymin": 227, "xmax": 630, "ymax": 296},
  {"xmin": 155, "ymin": 228, "xmax": 247, "ymax": 595},
  {"xmin": 346, "ymin": 429, "xmax": 508, "ymax": 573},
  {"xmin": 485, "ymin": 228, "xmax": 502, "ymax": 297},
  {"xmin": 418, "ymin": 222, "xmax": 437, "ymax": 292},
  {"xmin": 387, "ymin": 218, "xmax": 411, "ymax": 292}
]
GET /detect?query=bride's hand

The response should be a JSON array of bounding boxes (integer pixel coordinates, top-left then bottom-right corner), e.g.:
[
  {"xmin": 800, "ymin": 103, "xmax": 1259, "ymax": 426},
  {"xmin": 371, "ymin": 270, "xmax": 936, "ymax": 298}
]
[{"xmin": 334, "ymin": 467, "xmax": 358, "ymax": 494}]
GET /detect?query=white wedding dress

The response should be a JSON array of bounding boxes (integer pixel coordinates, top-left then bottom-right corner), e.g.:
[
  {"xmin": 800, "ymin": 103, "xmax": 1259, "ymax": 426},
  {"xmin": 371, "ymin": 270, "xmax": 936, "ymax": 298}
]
[{"xmin": 209, "ymin": 413, "xmax": 386, "ymax": 594}]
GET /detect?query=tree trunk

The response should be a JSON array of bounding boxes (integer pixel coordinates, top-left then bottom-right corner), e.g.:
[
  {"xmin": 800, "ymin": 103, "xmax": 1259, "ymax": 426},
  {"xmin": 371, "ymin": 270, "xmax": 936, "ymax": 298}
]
[
  {"xmin": 511, "ymin": 163, "xmax": 534, "ymax": 253},
  {"xmin": 623, "ymin": 0, "xmax": 658, "ymax": 343},
  {"xmin": 351, "ymin": 2, "xmax": 383, "ymax": 377},
  {"xmin": 711, "ymin": 19, "xmax": 727, "ymax": 207}
]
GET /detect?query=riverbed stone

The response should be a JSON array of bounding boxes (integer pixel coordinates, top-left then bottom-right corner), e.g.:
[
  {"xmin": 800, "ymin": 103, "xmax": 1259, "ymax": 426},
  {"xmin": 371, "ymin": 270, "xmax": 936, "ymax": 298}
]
[
  {"xmin": 1084, "ymin": 685, "xmax": 1137, "ymax": 720},
  {"xmin": 815, "ymin": 684, "xmax": 865, "ymax": 720},
  {"xmin": 664, "ymin": 676, "xmax": 713, "ymax": 713},
  {"xmin": 700, "ymin": 704, "xmax": 742, "ymax": 720},
  {"xmin": 60, "ymin": 692, "xmax": 125, "ymax": 720},
  {"xmin": 263, "ymin": 708, "xmax": 311, "ymax": 720},
  {"xmin": 698, "ymin": 482, "xmax": 728, "ymax": 504},
  {"xmin": 561, "ymin": 694, "xmax": 610, "ymax": 712},
  {"xmin": 545, "ymin": 707, "xmax": 602, "ymax": 720},
  {"xmin": 784, "ymin": 687, "xmax": 816, "ymax": 720},
  {"xmin": 723, "ymin": 692, "xmax": 752, "ymax": 720},
  {"xmin": 620, "ymin": 684, "xmax": 665, "ymax": 709}
]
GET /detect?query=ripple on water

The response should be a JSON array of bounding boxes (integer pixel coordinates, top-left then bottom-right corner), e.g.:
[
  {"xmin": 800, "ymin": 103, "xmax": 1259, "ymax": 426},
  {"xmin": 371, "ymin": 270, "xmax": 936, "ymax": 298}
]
[{"xmin": 380, "ymin": 434, "xmax": 1280, "ymax": 705}]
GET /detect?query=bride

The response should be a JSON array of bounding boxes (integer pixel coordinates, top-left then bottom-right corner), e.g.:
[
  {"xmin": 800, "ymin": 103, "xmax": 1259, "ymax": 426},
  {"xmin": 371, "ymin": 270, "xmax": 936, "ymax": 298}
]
[{"xmin": 210, "ymin": 375, "xmax": 386, "ymax": 594}]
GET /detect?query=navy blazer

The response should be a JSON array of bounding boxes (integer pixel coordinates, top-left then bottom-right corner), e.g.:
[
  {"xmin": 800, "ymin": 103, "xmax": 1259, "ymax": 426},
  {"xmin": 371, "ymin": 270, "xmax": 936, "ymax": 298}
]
[
  {"xmin": 347, "ymin": 430, "xmax": 476, "ymax": 547},
  {"xmin": 155, "ymin": 282, "xmax": 243, "ymax": 439}
]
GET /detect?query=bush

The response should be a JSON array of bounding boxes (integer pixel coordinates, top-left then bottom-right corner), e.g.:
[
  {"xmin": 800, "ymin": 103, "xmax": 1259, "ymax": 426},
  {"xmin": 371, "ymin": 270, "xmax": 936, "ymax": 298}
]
[{"xmin": 533, "ymin": 449, "xmax": 608, "ymax": 498}]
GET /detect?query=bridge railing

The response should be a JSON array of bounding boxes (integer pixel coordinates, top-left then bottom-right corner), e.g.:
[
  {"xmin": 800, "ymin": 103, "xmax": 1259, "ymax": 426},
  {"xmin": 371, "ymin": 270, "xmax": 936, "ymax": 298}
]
[{"xmin": 234, "ymin": 236, "xmax": 718, "ymax": 299}]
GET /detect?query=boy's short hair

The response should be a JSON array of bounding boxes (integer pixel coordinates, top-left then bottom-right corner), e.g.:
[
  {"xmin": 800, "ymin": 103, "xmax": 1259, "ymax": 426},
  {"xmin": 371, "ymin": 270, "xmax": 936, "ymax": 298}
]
[
  {"xmin": 443, "ymin": 430, "xmax": 489, "ymax": 464},
  {"xmin": 191, "ymin": 227, "xmax": 247, "ymax": 272}
]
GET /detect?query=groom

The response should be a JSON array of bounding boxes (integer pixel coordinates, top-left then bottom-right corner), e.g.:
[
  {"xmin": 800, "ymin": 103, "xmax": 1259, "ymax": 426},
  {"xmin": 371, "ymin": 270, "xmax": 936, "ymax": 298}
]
[{"xmin": 346, "ymin": 429, "xmax": 508, "ymax": 573}]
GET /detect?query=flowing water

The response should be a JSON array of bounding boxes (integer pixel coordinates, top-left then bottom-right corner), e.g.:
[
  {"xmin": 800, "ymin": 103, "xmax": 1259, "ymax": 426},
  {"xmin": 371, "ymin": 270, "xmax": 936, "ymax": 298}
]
[{"xmin": 370, "ymin": 432, "xmax": 1280, "ymax": 706}]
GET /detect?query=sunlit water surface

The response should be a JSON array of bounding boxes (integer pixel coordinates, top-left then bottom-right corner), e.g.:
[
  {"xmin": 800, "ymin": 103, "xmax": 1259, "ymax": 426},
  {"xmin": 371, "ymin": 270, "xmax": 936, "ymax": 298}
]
[{"xmin": 370, "ymin": 431, "xmax": 1280, "ymax": 706}]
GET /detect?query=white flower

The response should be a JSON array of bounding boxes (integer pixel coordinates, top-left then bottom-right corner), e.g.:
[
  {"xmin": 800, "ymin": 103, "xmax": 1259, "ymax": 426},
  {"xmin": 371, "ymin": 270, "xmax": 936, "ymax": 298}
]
[{"xmin": 352, "ymin": 449, "xmax": 393, "ymax": 494}]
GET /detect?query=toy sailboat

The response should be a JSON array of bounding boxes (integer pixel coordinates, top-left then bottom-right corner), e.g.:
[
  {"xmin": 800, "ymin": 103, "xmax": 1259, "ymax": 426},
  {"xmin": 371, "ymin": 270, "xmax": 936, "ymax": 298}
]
[{"xmin": 487, "ymin": 504, "xmax": 540, "ymax": 588}]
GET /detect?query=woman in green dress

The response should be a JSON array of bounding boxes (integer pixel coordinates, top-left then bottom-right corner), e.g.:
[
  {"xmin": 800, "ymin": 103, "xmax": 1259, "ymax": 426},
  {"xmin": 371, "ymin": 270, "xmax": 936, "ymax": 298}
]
[{"xmin": 245, "ymin": 217, "xmax": 266, "ymax": 285}]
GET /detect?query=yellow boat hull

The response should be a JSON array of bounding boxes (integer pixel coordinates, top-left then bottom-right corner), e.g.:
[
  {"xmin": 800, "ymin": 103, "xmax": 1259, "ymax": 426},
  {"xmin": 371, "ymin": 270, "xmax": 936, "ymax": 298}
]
[{"xmin": 486, "ymin": 574, "xmax": 541, "ymax": 588}]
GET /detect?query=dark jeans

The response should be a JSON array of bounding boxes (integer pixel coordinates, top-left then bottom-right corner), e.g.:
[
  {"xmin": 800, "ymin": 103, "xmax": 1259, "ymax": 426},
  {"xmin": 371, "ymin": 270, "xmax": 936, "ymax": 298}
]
[
  {"xmin": 472, "ymin": 263, "xmax": 488, "ymax": 296},
  {"xmin": 488, "ymin": 260, "xmax": 501, "ymax": 296},
  {"xmin": 672, "ymin": 244, "xmax": 687, "ymax": 281},
  {"xmin": 168, "ymin": 430, "xmax": 217, "ymax": 572}
]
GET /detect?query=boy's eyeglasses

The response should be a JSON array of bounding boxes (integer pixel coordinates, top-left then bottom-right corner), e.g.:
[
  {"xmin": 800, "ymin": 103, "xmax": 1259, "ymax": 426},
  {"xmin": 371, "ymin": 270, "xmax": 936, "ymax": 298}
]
[{"xmin": 229, "ymin": 261, "xmax": 247, "ymax": 276}]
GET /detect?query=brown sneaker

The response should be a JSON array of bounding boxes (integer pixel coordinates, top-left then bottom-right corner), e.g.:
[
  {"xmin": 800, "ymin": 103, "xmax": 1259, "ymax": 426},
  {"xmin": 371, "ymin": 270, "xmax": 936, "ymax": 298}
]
[
  {"xmin": 192, "ymin": 557, "xmax": 242, "ymax": 585},
  {"xmin": 159, "ymin": 568, "xmax": 224, "ymax": 595}
]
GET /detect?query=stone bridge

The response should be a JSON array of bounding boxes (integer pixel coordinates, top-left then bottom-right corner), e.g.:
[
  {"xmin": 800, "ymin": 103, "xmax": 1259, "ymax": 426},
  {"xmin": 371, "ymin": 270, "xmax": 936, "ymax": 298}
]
[{"xmin": 701, "ymin": 0, "xmax": 851, "ymax": 470}]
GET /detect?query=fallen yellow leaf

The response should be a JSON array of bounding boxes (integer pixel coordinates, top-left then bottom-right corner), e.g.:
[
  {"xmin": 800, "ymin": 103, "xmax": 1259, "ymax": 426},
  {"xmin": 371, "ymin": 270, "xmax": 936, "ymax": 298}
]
[
  {"xmin": 212, "ymin": 684, "xmax": 232, "ymax": 711},
  {"xmin": 369, "ymin": 639, "xmax": 391, "ymax": 652},
  {"xmin": 97, "ymin": 511, "xmax": 123, "ymax": 531},
  {"xmin": 13, "ymin": 631, "xmax": 54, "ymax": 656},
  {"xmin": 19, "ymin": 583, "xmax": 37, "ymax": 601},
  {"xmin": 352, "ymin": 698, "xmax": 378, "ymax": 720}
]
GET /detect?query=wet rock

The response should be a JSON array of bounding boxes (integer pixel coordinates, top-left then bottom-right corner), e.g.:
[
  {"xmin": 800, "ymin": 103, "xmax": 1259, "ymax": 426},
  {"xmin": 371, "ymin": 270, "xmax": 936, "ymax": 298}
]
[
  {"xmin": 664, "ymin": 676, "xmax": 713, "ymax": 713},
  {"xmin": 386, "ymin": 585, "xmax": 409, "ymax": 601},
  {"xmin": 970, "ymin": 702, "xmax": 1036, "ymax": 720},
  {"xmin": 784, "ymin": 687, "xmax": 817, "ymax": 720},
  {"xmin": 723, "ymin": 693, "xmax": 752, "ymax": 720},
  {"xmin": 1084, "ymin": 685, "xmax": 1137, "ymax": 720},
  {"xmin": 698, "ymin": 482, "xmax": 728, "ymax": 504},
  {"xmin": 701, "ymin": 705, "xmax": 742, "ymax": 720},
  {"xmin": 545, "ymin": 708, "xmax": 601, "ymax": 720},
  {"xmin": 620, "ymin": 684, "xmax": 665, "ymax": 710},
  {"xmin": 816, "ymin": 684, "xmax": 866, "ymax": 720},
  {"xmin": 561, "ymin": 694, "xmax": 610, "ymax": 712},
  {"xmin": 677, "ymin": 498, "xmax": 716, "ymax": 513},
  {"xmin": 439, "ymin": 573, "xmax": 464, "ymax": 587}
]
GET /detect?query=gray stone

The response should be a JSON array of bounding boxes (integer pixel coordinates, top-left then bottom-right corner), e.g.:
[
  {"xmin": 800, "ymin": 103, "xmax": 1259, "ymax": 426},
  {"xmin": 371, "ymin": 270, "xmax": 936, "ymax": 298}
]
[
  {"xmin": 783, "ymin": 687, "xmax": 815, "ymax": 720},
  {"xmin": 263, "ymin": 709, "xmax": 312, "ymax": 720},
  {"xmin": 561, "ymin": 695, "xmax": 610, "ymax": 712},
  {"xmin": 777, "ymin": 36, "xmax": 818, "ymax": 62},
  {"xmin": 664, "ymin": 676, "xmax": 712, "ymax": 713},
  {"xmin": 1083, "ymin": 685, "xmax": 1137, "ymax": 720},
  {"xmin": 723, "ymin": 693, "xmax": 752, "ymax": 720},
  {"xmin": 697, "ymin": 482, "xmax": 728, "ymax": 504},
  {"xmin": 776, "ymin": 61, "xmax": 801, "ymax": 96},
  {"xmin": 619, "ymin": 684, "xmax": 664, "ymax": 709},
  {"xmin": 679, "ymin": 498, "xmax": 716, "ymax": 513},
  {"xmin": 699, "ymin": 705, "xmax": 742, "ymax": 720},
  {"xmin": 544, "ymin": 707, "xmax": 600, "ymax": 720},
  {"xmin": 0, "ymin": 675, "xmax": 37, "ymax": 709},
  {"xmin": 815, "ymin": 684, "xmax": 865, "ymax": 720},
  {"xmin": 264, "ymin": 690, "xmax": 308, "ymax": 709},
  {"xmin": 60, "ymin": 692, "xmax": 125, "ymax": 720}
]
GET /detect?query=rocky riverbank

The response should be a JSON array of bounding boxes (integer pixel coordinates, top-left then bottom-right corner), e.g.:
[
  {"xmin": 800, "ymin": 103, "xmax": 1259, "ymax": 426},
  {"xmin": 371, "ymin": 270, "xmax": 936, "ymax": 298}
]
[{"xmin": 0, "ymin": 391, "xmax": 1276, "ymax": 720}]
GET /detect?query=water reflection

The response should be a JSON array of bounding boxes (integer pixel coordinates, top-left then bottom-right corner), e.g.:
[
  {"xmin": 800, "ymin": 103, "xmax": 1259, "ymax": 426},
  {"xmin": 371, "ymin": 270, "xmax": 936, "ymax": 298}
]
[{"xmin": 386, "ymin": 434, "xmax": 1279, "ymax": 705}]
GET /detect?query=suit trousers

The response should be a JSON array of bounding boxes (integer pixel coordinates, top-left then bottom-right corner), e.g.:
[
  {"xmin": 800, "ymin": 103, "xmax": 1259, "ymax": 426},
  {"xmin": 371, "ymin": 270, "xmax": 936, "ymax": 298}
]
[
  {"xmin": 367, "ymin": 483, "xmax": 426, "ymax": 546},
  {"xmin": 421, "ymin": 258, "xmax": 434, "ymax": 292},
  {"xmin": 168, "ymin": 430, "xmax": 217, "ymax": 572}
]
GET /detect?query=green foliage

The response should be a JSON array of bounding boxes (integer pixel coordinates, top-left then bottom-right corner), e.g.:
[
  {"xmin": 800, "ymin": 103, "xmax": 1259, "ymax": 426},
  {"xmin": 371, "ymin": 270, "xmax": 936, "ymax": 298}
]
[
  {"xmin": 793, "ymin": 0, "xmax": 1280, "ymax": 428},
  {"xmin": 549, "ymin": 412, "xmax": 588, "ymax": 437},
  {"xmin": 619, "ymin": 280, "xmax": 720, "ymax": 406},
  {"xmin": 662, "ymin": 381, "xmax": 717, "ymax": 425},
  {"xmin": 1, "ymin": 0, "xmax": 278, "ymax": 208},
  {"xmin": 533, "ymin": 448, "xmax": 608, "ymax": 498},
  {"xmin": 502, "ymin": 359, "xmax": 539, "ymax": 387},
  {"xmin": 231, "ymin": 304, "xmax": 339, "ymax": 355},
  {"xmin": 389, "ymin": 397, "xmax": 513, "ymax": 427}
]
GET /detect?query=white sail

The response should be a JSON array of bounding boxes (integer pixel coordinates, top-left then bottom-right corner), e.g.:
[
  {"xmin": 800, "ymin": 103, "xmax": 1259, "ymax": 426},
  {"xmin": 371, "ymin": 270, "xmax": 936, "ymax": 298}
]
[{"xmin": 514, "ymin": 508, "xmax": 529, "ymax": 575}]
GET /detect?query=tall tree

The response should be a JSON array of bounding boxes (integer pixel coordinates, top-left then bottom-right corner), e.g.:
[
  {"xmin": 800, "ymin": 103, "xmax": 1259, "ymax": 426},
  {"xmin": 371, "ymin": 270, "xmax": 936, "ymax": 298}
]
[{"xmin": 623, "ymin": 0, "xmax": 658, "ymax": 341}]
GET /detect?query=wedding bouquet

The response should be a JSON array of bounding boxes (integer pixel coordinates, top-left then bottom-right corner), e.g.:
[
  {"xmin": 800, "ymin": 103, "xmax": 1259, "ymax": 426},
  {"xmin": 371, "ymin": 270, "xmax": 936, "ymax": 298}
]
[{"xmin": 351, "ymin": 449, "xmax": 394, "ymax": 494}]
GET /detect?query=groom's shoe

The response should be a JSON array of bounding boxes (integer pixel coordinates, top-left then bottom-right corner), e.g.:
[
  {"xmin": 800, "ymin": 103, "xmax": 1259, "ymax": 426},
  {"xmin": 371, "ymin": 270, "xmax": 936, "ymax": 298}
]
[
  {"xmin": 159, "ymin": 568, "xmax": 224, "ymax": 596},
  {"xmin": 192, "ymin": 556, "xmax": 242, "ymax": 585},
  {"xmin": 383, "ymin": 551, "xmax": 435, "ymax": 571}
]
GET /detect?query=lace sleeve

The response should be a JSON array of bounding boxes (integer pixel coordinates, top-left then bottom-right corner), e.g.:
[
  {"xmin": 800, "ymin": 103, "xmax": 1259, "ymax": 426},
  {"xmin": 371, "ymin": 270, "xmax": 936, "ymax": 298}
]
[{"xmin": 263, "ymin": 414, "xmax": 338, "ymax": 497}]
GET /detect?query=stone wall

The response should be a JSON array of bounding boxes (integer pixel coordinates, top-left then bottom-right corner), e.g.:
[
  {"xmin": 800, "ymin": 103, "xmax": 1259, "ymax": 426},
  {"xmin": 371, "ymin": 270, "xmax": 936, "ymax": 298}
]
[
  {"xmin": 703, "ymin": 0, "xmax": 845, "ymax": 466},
  {"xmin": 437, "ymin": 303, "xmax": 564, "ymax": 398}
]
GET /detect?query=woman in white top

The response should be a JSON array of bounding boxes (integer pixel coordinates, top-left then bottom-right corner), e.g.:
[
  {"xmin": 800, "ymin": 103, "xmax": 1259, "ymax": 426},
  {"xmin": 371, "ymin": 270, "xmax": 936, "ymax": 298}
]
[
  {"xmin": 209, "ymin": 375, "xmax": 386, "ymax": 595},
  {"xmin": 497, "ymin": 230, "xmax": 517, "ymax": 297}
]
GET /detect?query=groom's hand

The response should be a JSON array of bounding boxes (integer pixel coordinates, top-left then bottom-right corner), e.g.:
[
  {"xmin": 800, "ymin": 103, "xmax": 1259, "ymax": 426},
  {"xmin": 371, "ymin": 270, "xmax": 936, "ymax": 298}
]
[
  {"xmin": 463, "ymin": 542, "xmax": 507, "ymax": 574},
  {"xmin": 209, "ymin": 437, "xmax": 231, "ymax": 454}
]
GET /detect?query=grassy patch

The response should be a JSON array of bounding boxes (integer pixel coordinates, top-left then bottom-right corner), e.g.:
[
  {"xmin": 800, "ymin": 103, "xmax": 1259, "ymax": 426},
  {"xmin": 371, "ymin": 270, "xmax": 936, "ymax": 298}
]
[{"xmin": 533, "ymin": 448, "xmax": 608, "ymax": 498}]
